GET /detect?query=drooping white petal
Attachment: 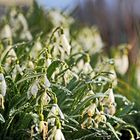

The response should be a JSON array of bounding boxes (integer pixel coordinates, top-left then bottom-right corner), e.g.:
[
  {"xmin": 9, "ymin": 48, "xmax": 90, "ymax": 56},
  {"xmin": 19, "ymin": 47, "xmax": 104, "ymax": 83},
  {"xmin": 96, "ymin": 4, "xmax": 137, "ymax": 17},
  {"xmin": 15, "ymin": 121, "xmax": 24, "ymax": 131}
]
[
  {"xmin": 54, "ymin": 129, "xmax": 65, "ymax": 140},
  {"xmin": 60, "ymin": 34, "xmax": 71, "ymax": 55},
  {"xmin": 0, "ymin": 24, "xmax": 12, "ymax": 39},
  {"xmin": 0, "ymin": 73, "xmax": 7, "ymax": 96},
  {"xmin": 115, "ymin": 54, "xmax": 129, "ymax": 75},
  {"xmin": 44, "ymin": 75, "xmax": 51, "ymax": 88}
]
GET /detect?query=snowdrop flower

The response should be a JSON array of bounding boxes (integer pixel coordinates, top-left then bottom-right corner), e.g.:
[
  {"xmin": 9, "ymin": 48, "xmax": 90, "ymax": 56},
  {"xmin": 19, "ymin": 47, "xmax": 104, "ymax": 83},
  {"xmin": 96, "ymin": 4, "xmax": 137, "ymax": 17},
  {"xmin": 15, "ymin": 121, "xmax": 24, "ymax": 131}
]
[
  {"xmin": 81, "ymin": 117, "xmax": 93, "ymax": 129},
  {"xmin": 54, "ymin": 129, "xmax": 65, "ymax": 140},
  {"xmin": 0, "ymin": 73, "xmax": 7, "ymax": 96},
  {"xmin": 27, "ymin": 81, "xmax": 38, "ymax": 99},
  {"xmin": 43, "ymin": 75, "xmax": 51, "ymax": 88},
  {"xmin": 41, "ymin": 92, "xmax": 51, "ymax": 106},
  {"xmin": 105, "ymin": 88, "xmax": 115, "ymax": 104},
  {"xmin": 48, "ymin": 104, "xmax": 64, "ymax": 126},
  {"xmin": 39, "ymin": 121, "xmax": 48, "ymax": 140},
  {"xmin": 18, "ymin": 13, "xmax": 28, "ymax": 31},
  {"xmin": 101, "ymin": 88, "xmax": 116, "ymax": 115},
  {"xmin": 60, "ymin": 32, "xmax": 71, "ymax": 55},
  {"xmin": 15, "ymin": 64, "xmax": 24, "ymax": 75},
  {"xmin": 8, "ymin": 47, "xmax": 17, "ymax": 59},
  {"xmin": 28, "ymin": 61, "xmax": 34, "ymax": 69},
  {"xmin": 87, "ymin": 103, "xmax": 96, "ymax": 117},
  {"xmin": 82, "ymin": 103, "xmax": 96, "ymax": 117},
  {"xmin": 20, "ymin": 30, "xmax": 32, "ymax": 41},
  {"xmin": 48, "ymin": 126, "xmax": 65, "ymax": 140},
  {"xmin": 46, "ymin": 58, "xmax": 52, "ymax": 67},
  {"xmin": 30, "ymin": 40, "xmax": 42, "ymax": 58},
  {"xmin": 0, "ymin": 94, "xmax": 4, "ymax": 109},
  {"xmin": 12, "ymin": 64, "xmax": 24, "ymax": 80},
  {"xmin": 115, "ymin": 53, "xmax": 129, "ymax": 75},
  {"xmin": 0, "ymin": 24, "xmax": 12, "ymax": 39}
]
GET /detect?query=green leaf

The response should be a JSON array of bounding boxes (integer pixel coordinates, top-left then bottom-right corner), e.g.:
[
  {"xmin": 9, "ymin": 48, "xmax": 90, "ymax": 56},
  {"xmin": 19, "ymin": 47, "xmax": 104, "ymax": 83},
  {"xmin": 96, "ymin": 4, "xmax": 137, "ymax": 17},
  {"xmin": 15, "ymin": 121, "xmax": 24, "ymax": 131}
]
[
  {"xmin": 72, "ymin": 93, "xmax": 106, "ymax": 115},
  {"xmin": 106, "ymin": 122, "xmax": 120, "ymax": 140}
]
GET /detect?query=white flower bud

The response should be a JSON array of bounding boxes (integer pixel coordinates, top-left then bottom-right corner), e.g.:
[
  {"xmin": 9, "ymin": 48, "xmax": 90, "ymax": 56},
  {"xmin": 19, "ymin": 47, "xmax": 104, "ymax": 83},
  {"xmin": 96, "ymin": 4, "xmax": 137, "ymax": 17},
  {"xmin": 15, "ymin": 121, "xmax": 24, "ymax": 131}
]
[
  {"xmin": 115, "ymin": 54, "xmax": 129, "ymax": 75},
  {"xmin": 105, "ymin": 88, "xmax": 115, "ymax": 104},
  {"xmin": 41, "ymin": 92, "xmax": 51, "ymax": 106},
  {"xmin": 30, "ymin": 41, "xmax": 42, "ymax": 58},
  {"xmin": 44, "ymin": 75, "xmax": 51, "ymax": 88},
  {"xmin": 87, "ymin": 104, "xmax": 96, "ymax": 117},
  {"xmin": 46, "ymin": 58, "xmax": 52, "ymax": 67},
  {"xmin": 60, "ymin": 34, "xmax": 71, "ymax": 55},
  {"xmin": 28, "ymin": 61, "xmax": 34, "ymax": 69},
  {"xmin": 39, "ymin": 121, "xmax": 48, "ymax": 140},
  {"xmin": 0, "ymin": 94, "xmax": 4, "ymax": 109},
  {"xmin": 0, "ymin": 73, "xmax": 7, "ymax": 96},
  {"xmin": 27, "ymin": 81, "xmax": 38, "ymax": 99},
  {"xmin": 0, "ymin": 24, "xmax": 12, "ymax": 39},
  {"xmin": 18, "ymin": 13, "xmax": 28, "ymax": 31},
  {"xmin": 15, "ymin": 64, "xmax": 23, "ymax": 75},
  {"xmin": 48, "ymin": 104, "xmax": 64, "ymax": 126},
  {"xmin": 54, "ymin": 129, "xmax": 65, "ymax": 140}
]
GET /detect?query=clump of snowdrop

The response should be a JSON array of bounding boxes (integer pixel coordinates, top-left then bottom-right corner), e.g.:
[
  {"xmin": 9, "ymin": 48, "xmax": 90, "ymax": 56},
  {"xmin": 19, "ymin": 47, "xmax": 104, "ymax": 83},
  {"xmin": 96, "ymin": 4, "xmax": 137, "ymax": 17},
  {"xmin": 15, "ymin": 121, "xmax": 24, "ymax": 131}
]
[{"xmin": 77, "ymin": 27, "xmax": 103, "ymax": 54}]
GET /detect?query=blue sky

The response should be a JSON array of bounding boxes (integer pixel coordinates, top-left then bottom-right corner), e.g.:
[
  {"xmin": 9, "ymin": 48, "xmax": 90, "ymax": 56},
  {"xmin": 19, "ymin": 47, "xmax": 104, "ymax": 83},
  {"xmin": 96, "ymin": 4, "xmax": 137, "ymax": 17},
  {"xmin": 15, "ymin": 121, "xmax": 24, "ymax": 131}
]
[{"xmin": 37, "ymin": 0, "xmax": 75, "ymax": 9}]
